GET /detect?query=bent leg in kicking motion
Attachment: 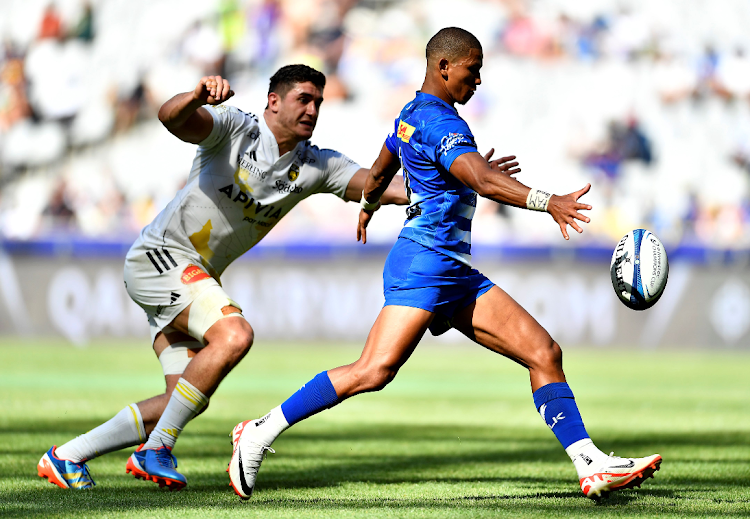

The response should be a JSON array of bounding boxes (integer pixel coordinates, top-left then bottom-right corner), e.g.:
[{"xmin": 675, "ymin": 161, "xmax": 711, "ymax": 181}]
[{"xmin": 451, "ymin": 285, "xmax": 662, "ymax": 500}]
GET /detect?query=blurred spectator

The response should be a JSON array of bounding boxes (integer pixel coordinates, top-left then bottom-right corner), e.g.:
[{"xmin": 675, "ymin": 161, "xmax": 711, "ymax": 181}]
[
  {"xmin": 41, "ymin": 181, "xmax": 76, "ymax": 232},
  {"xmin": 72, "ymin": 2, "xmax": 95, "ymax": 43},
  {"xmin": 583, "ymin": 119, "xmax": 653, "ymax": 182},
  {"xmin": 249, "ymin": 0, "xmax": 283, "ymax": 72},
  {"xmin": 501, "ymin": 14, "xmax": 550, "ymax": 58},
  {"xmin": 0, "ymin": 56, "xmax": 31, "ymax": 132},
  {"xmin": 182, "ymin": 21, "xmax": 225, "ymax": 75},
  {"xmin": 0, "ymin": 0, "xmax": 749, "ymax": 248},
  {"xmin": 713, "ymin": 47, "xmax": 750, "ymax": 101},
  {"xmin": 38, "ymin": 4, "xmax": 64, "ymax": 41},
  {"xmin": 114, "ymin": 80, "xmax": 155, "ymax": 134},
  {"xmin": 695, "ymin": 45, "xmax": 720, "ymax": 99},
  {"xmin": 653, "ymin": 50, "xmax": 698, "ymax": 104}
]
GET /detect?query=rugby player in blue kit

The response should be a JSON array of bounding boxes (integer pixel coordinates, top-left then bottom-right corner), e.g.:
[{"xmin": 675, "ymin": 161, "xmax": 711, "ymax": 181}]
[{"xmin": 228, "ymin": 27, "xmax": 662, "ymax": 500}]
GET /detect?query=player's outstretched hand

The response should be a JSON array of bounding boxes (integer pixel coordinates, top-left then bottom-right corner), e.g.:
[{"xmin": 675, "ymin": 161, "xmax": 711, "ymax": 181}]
[
  {"xmin": 483, "ymin": 148, "xmax": 521, "ymax": 176},
  {"xmin": 547, "ymin": 183, "xmax": 592, "ymax": 240},
  {"xmin": 195, "ymin": 76, "xmax": 234, "ymax": 105},
  {"xmin": 357, "ymin": 207, "xmax": 378, "ymax": 244}
]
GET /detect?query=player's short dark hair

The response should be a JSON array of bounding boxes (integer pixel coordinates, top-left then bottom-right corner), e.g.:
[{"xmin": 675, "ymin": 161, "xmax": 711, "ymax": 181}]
[
  {"xmin": 268, "ymin": 64, "xmax": 326, "ymax": 99},
  {"xmin": 426, "ymin": 27, "xmax": 482, "ymax": 64}
]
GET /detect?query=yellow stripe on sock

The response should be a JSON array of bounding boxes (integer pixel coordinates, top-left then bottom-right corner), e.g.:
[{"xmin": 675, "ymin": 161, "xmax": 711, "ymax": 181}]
[
  {"xmin": 177, "ymin": 382, "xmax": 208, "ymax": 406},
  {"xmin": 177, "ymin": 382, "xmax": 201, "ymax": 401},
  {"xmin": 175, "ymin": 383, "xmax": 205, "ymax": 407},
  {"xmin": 161, "ymin": 427, "xmax": 179, "ymax": 438},
  {"xmin": 128, "ymin": 405, "xmax": 145, "ymax": 442}
]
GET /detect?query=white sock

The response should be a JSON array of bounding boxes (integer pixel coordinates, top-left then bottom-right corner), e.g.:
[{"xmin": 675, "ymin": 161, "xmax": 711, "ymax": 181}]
[
  {"xmin": 55, "ymin": 404, "xmax": 147, "ymax": 462},
  {"xmin": 252, "ymin": 406, "xmax": 289, "ymax": 446},
  {"xmin": 143, "ymin": 378, "xmax": 208, "ymax": 450},
  {"xmin": 565, "ymin": 438, "xmax": 610, "ymax": 478}
]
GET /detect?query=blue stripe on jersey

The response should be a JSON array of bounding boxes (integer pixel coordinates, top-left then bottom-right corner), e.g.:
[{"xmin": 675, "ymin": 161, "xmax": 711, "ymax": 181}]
[{"xmin": 385, "ymin": 94, "xmax": 479, "ymax": 266}]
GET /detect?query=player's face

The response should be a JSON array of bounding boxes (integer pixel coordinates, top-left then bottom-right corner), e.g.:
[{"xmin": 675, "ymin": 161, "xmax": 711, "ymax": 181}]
[
  {"xmin": 447, "ymin": 48, "xmax": 483, "ymax": 105},
  {"xmin": 277, "ymin": 81, "xmax": 324, "ymax": 140}
]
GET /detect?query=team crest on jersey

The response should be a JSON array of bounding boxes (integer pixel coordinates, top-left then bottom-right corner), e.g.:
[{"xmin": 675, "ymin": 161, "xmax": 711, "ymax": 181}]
[
  {"xmin": 181, "ymin": 264, "xmax": 210, "ymax": 284},
  {"xmin": 397, "ymin": 120, "xmax": 416, "ymax": 142},
  {"xmin": 288, "ymin": 163, "xmax": 300, "ymax": 181}
]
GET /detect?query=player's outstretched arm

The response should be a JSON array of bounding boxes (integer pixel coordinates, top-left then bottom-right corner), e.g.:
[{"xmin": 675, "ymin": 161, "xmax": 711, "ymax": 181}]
[
  {"xmin": 450, "ymin": 151, "xmax": 592, "ymax": 240},
  {"xmin": 356, "ymin": 144, "xmax": 404, "ymax": 244},
  {"xmin": 345, "ymin": 170, "xmax": 407, "ymax": 206},
  {"xmin": 158, "ymin": 76, "xmax": 235, "ymax": 144}
]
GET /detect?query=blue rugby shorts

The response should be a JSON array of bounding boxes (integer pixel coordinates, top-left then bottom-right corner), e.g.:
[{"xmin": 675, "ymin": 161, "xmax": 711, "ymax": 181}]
[{"xmin": 383, "ymin": 237, "xmax": 494, "ymax": 335}]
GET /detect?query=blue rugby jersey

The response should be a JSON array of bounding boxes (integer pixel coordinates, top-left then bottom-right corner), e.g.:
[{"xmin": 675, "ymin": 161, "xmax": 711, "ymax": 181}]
[{"xmin": 385, "ymin": 92, "xmax": 479, "ymax": 266}]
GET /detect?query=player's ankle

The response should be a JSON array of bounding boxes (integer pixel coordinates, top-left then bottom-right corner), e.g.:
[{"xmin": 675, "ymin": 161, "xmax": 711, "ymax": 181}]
[
  {"xmin": 252, "ymin": 406, "xmax": 289, "ymax": 445},
  {"xmin": 566, "ymin": 438, "xmax": 608, "ymax": 478}
]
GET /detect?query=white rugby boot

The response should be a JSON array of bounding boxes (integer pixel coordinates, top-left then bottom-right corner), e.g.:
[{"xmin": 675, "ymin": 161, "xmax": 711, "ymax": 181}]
[
  {"xmin": 227, "ymin": 420, "xmax": 275, "ymax": 499},
  {"xmin": 579, "ymin": 453, "xmax": 662, "ymax": 499}
]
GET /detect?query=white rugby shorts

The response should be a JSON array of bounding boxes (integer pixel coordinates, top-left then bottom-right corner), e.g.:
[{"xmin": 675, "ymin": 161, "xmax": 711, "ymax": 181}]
[{"xmin": 123, "ymin": 243, "xmax": 240, "ymax": 345}]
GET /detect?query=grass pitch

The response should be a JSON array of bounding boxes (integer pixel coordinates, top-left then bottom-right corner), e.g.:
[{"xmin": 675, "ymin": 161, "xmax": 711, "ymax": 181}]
[{"xmin": 0, "ymin": 339, "xmax": 749, "ymax": 518}]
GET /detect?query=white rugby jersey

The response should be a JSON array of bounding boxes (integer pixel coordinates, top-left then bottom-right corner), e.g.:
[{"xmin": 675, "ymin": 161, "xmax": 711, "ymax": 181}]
[{"xmin": 129, "ymin": 104, "xmax": 360, "ymax": 278}]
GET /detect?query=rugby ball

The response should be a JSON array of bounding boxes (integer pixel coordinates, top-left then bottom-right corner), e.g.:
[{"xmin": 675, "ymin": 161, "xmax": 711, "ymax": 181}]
[{"xmin": 610, "ymin": 229, "xmax": 669, "ymax": 310}]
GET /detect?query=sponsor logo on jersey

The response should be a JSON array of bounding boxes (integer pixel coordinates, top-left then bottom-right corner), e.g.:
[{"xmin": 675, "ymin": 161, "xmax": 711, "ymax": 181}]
[
  {"xmin": 439, "ymin": 132, "xmax": 473, "ymax": 155},
  {"xmin": 237, "ymin": 154, "xmax": 267, "ymax": 180},
  {"xmin": 181, "ymin": 264, "xmax": 210, "ymax": 285},
  {"xmin": 397, "ymin": 120, "xmax": 416, "ymax": 142},
  {"xmin": 275, "ymin": 180, "xmax": 303, "ymax": 194},
  {"xmin": 219, "ymin": 184, "xmax": 284, "ymax": 219},
  {"xmin": 288, "ymin": 163, "xmax": 300, "ymax": 181},
  {"xmin": 295, "ymin": 149, "xmax": 316, "ymax": 164}
]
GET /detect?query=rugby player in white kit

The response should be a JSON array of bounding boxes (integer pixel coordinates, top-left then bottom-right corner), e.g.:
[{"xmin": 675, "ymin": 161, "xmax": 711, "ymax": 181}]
[{"xmin": 37, "ymin": 65, "xmax": 408, "ymax": 491}]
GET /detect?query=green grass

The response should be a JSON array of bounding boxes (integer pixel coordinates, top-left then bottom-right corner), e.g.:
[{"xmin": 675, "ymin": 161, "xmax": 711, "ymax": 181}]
[{"xmin": 0, "ymin": 339, "xmax": 749, "ymax": 518}]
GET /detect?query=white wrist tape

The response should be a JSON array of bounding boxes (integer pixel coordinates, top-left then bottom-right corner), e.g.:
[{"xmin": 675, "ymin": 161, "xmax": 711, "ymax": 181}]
[
  {"xmin": 360, "ymin": 190, "xmax": 380, "ymax": 211},
  {"xmin": 526, "ymin": 188, "xmax": 552, "ymax": 212}
]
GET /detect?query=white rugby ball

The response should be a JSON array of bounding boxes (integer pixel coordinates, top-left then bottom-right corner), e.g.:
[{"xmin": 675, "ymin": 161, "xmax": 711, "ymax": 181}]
[{"xmin": 610, "ymin": 229, "xmax": 669, "ymax": 310}]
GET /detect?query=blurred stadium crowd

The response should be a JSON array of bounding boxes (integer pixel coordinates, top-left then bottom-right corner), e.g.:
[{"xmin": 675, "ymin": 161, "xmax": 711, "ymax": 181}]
[{"xmin": 1, "ymin": 0, "xmax": 750, "ymax": 248}]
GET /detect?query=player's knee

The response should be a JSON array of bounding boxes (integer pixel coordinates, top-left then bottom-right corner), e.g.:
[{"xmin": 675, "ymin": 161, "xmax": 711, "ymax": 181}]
[
  {"xmin": 349, "ymin": 361, "xmax": 398, "ymax": 393},
  {"xmin": 363, "ymin": 363, "xmax": 399, "ymax": 391},
  {"xmin": 221, "ymin": 317, "xmax": 254, "ymax": 365},
  {"xmin": 371, "ymin": 365, "xmax": 398, "ymax": 391},
  {"xmin": 529, "ymin": 337, "xmax": 562, "ymax": 372}
]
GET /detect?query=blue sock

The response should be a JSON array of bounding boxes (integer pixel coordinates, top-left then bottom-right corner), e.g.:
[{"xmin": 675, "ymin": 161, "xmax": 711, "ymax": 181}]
[
  {"xmin": 532, "ymin": 382, "xmax": 589, "ymax": 449},
  {"xmin": 280, "ymin": 371, "xmax": 340, "ymax": 425}
]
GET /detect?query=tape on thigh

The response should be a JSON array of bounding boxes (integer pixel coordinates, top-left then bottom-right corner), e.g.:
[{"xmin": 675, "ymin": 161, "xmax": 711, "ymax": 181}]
[
  {"xmin": 187, "ymin": 285, "xmax": 244, "ymax": 345},
  {"xmin": 158, "ymin": 340, "xmax": 203, "ymax": 376}
]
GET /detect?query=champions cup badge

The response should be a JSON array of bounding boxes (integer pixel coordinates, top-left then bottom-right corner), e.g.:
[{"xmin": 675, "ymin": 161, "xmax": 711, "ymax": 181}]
[
  {"xmin": 288, "ymin": 163, "xmax": 300, "ymax": 181},
  {"xmin": 181, "ymin": 264, "xmax": 210, "ymax": 284}
]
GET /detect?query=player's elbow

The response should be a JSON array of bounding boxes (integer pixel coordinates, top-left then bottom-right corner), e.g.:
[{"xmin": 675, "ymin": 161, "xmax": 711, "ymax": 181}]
[
  {"xmin": 157, "ymin": 104, "xmax": 171, "ymax": 126},
  {"xmin": 464, "ymin": 168, "xmax": 498, "ymax": 198}
]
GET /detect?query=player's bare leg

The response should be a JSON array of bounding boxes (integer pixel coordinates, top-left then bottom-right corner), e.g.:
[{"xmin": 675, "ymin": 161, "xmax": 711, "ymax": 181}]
[
  {"xmin": 129, "ymin": 304, "xmax": 253, "ymax": 490},
  {"xmin": 228, "ymin": 305, "xmax": 433, "ymax": 499},
  {"xmin": 452, "ymin": 286, "xmax": 661, "ymax": 499},
  {"xmin": 327, "ymin": 305, "xmax": 434, "ymax": 397}
]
